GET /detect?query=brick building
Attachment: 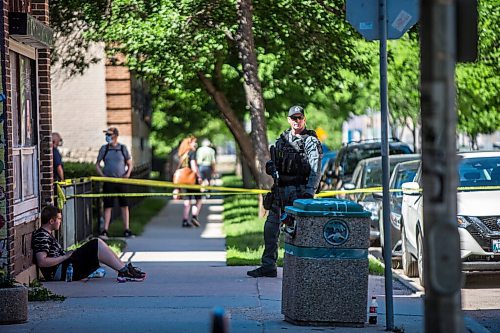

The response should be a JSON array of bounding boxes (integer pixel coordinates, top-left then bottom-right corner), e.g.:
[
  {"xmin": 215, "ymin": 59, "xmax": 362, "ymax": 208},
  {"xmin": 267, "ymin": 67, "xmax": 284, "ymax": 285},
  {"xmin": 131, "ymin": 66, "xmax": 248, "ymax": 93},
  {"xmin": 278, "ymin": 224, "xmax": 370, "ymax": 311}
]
[
  {"xmin": 51, "ymin": 45, "xmax": 152, "ymax": 174},
  {"xmin": 0, "ymin": 0, "xmax": 54, "ymax": 282}
]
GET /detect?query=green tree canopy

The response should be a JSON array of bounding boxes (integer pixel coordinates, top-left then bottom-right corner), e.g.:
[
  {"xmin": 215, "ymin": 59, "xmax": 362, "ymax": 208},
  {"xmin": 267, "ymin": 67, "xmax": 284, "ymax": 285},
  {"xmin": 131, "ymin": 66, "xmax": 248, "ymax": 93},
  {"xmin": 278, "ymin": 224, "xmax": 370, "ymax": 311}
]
[{"xmin": 81, "ymin": 0, "xmax": 369, "ymax": 186}]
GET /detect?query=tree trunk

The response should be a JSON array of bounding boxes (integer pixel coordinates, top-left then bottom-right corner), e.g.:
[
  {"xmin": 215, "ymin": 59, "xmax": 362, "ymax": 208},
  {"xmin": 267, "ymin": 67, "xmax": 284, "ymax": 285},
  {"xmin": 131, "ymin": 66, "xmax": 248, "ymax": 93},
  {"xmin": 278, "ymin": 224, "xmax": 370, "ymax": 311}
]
[
  {"xmin": 197, "ymin": 72, "xmax": 261, "ymax": 182},
  {"xmin": 235, "ymin": 0, "xmax": 272, "ymax": 189},
  {"xmin": 470, "ymin": 134, "xmax": 479, "ymax": 150},
  {"xmin": 239, "ymin": 148, "xmax": 254, "ymax": 188}
]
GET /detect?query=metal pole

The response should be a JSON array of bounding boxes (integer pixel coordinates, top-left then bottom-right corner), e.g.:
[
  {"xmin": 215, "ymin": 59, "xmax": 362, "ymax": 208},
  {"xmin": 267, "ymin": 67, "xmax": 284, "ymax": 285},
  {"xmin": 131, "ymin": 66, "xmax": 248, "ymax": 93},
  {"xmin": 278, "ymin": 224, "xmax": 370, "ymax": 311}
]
[
  {"xmin": 420, "ymin": 0, "xmax": 465, "ymax": 332},
  {"xmin": 379, "ymin": 0, "xmax": 394, "ymax": 330}
]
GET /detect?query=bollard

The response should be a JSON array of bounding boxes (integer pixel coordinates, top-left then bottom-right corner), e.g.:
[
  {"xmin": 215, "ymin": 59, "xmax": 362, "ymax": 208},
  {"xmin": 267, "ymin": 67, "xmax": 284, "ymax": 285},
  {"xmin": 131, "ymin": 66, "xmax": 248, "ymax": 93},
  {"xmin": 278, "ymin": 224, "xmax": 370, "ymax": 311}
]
[{"xmin": 211, "ymin": 307, "xmax": 230, "ymax": 333}]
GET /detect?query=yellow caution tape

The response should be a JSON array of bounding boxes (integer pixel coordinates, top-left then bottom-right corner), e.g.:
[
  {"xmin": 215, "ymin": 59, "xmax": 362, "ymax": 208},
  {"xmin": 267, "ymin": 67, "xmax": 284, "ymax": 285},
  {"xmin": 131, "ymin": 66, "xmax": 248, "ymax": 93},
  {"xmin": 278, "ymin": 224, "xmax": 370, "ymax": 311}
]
[
  {"xmin": 66, "ymin": 192, "xmax": 258, "ymax": 199},
  {"xmin": 457, "ymin": 185, "xmax": 500, "ymax": 191},
  {"xmin": 88, "ymin": 176, "xmax": 269, "ymax": 194},
  {"xmin": 56, "ymin": 176, "xmax": 500, "ymax": 202},
  {"xmin": 56, "ymin": 183, "xmax": 66, "ymax": 209},
  {"xmin": 316, "ymin": 187, "xmax": 383, "ymax": 198}
]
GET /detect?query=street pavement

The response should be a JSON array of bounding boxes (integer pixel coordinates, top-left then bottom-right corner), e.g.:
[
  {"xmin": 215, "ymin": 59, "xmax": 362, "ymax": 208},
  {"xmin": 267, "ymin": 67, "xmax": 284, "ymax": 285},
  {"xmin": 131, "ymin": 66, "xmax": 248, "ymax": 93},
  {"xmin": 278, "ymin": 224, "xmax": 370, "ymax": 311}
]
[{"xmin": 3, "ymin": 199, "xmax": 491, "ymax": 333}]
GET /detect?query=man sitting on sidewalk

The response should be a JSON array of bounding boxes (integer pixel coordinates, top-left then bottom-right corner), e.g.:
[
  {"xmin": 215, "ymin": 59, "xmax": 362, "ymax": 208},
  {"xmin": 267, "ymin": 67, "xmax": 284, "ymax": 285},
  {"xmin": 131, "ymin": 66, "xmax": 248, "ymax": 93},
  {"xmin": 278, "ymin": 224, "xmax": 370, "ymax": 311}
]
[{"xmin": 32, "ymin": 205, "xmax": 146, "ymax": 283}]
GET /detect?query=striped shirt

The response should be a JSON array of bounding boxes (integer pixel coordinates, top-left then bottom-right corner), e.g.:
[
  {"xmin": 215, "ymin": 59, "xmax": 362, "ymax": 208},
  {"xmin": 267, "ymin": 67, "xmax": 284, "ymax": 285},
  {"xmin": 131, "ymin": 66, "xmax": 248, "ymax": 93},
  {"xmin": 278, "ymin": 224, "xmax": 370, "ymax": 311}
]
[{"xmin": 32, "ymin": 228, "xmax": 65, "ymax": 280}]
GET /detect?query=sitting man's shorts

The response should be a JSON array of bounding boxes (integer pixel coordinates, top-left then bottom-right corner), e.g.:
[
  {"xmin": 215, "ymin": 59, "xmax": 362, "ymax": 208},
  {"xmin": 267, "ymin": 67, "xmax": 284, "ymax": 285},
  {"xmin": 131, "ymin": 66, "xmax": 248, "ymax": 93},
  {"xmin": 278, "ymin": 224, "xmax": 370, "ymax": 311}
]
[
  {"xmin": 49, "ymin": 239, "xmax": 101, "ymax": 281},
  {"xmin": 103, "ymin": 182, "xmax": 129, "ymax": 208}
]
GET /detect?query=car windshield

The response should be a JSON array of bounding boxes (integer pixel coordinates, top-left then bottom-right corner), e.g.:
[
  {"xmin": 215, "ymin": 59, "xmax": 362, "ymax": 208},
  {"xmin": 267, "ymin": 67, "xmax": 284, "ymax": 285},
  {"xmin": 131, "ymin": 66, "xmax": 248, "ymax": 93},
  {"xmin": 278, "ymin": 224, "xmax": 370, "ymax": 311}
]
[
  {"xmin": 458, "ymin": 156, "xmax": 500, "ymax": 187},
  {"xmin": 394, "ymin": 169, "xmax": 418, "ymax": 189},
  {"xmin": 344, "ymin": 145, "xmax": 412, "ymax": 176},
  {"xmin": 363, "ymin": 158, "xmax": 416, "ymax": 188}
]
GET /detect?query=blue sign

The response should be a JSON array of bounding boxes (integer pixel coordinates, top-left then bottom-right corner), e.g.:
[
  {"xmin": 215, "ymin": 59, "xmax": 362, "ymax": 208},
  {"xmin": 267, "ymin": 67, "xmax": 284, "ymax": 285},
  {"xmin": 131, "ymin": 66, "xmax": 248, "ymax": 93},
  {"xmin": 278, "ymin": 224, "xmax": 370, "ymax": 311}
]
[
  {"xmin": 346, "ymin": 0, "xmax": 419, "ymax": 41},
  {"xmin": 323, "ymin": 219, "xmax": 350, "ymax": 246}
]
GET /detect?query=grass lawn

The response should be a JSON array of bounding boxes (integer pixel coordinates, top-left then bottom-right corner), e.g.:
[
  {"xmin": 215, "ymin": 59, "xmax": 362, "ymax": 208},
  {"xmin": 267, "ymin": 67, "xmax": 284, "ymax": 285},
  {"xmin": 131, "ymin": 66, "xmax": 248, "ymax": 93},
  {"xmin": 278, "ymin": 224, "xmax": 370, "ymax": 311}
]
[
  {"xmin": 67, "ymin": 235, "xmax": 127, "ymax": 256},
  {"xmin": 222, "ymin": 176, "xmax": 284, "ymax": 266},
  {"xmin": 222, "ymin": 175, "xmax": 385, "ymax": 273},
  {"xmin": 107, "ymin": 197, "xmax": 167, "ymax": 237}
]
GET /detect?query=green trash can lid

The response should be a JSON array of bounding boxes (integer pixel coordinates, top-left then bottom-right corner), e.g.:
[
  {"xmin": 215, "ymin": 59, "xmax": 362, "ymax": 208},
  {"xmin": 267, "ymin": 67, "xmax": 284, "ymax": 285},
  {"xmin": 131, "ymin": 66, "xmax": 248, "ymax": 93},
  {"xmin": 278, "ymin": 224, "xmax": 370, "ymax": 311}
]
[{"xmin": 285, "ymin": 198, "xmax": 371, "ymax": 217}]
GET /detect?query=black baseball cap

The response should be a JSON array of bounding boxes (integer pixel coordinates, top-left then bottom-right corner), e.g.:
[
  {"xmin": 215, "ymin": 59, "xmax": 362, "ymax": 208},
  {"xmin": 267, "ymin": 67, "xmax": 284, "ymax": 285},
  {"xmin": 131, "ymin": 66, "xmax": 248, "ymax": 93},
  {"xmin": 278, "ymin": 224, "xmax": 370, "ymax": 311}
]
[{"xmin": 288, "ymin": 105, "xmax": 304, "ymax": 117}]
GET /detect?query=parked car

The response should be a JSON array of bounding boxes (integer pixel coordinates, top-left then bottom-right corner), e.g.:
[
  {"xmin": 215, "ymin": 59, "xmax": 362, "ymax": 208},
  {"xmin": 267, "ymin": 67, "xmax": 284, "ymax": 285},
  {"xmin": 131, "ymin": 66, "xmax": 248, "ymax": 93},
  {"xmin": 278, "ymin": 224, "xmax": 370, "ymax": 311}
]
[
  {"xmin": 345, "ymin": 154, "xmax": 420, "ymax": 244},
  {"xmin": 319, "ymin": 150, "xmax": 337, "ymax": 189},
  {"xmin": 374, "ymin": 159, "xmax": 420, "ymax": 263},
  {"xmin": 323, "ymin": 139, "xmax": 413, "ymax": 191},
  {"xmin": 401, "ymin": 151, "xmax": 500, "ymax": 287}
]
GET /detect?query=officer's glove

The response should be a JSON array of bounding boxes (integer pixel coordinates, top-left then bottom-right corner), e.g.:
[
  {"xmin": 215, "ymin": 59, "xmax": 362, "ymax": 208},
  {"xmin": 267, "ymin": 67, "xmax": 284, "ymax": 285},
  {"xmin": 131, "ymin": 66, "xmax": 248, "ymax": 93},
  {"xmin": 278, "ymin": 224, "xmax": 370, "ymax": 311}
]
[
  {"xmin": 265, "ymin": 160, "xmax": 275, "ymax": 175},
  {"xmin": 300, "ymin": 192, "xmax": 314, "ymax": 199}
]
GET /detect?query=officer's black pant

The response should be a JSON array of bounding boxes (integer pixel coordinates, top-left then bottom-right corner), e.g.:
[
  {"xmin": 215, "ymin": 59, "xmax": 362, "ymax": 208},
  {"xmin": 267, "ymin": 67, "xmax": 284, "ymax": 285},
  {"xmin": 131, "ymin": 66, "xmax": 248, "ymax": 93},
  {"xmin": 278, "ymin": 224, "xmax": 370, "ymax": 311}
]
[{"xmin": 262, "ymin": 184, "xmax": 306, "ymax": 269}]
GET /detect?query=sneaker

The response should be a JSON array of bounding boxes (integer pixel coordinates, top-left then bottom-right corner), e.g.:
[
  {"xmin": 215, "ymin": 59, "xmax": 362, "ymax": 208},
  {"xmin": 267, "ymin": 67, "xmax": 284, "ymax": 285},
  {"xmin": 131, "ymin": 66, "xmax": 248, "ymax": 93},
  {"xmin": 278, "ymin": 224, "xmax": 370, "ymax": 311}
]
[
  {"xmin": 191, "ymin": 216, "xmax": 201, "ymax": 227},
  {"xmin": 99, "ymin": 230, "xmax": 109, "ymax": 239},
  {"xmin": 246, "ymin": 266, "xmax": 278, "ymax": 278},
  {"xmin": 124, "ymin": 229, "xmax": 133, "ymax": 238},
  {"xmin": 88, "ymin": 267, "xmax": 107, "ymax": 279},
  {"xmin": 117, "ymin": 266, "xmax": 145, "ymax": 283},
  {"xmin": 127, "ymin": 263, "xmax": 146, "ymax": 279},
  {"xmin": 182, "ymin": 220, "xmax": 192, "ymax": 228}
]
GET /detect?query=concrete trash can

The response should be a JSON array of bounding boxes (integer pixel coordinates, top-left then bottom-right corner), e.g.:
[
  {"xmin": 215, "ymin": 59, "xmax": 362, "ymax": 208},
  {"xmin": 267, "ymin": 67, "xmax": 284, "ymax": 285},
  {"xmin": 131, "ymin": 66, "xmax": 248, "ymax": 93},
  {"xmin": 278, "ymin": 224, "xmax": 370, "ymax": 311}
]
[{"xmin": 281, "ymin": 198, "xmax": 371, "ymax": 327}]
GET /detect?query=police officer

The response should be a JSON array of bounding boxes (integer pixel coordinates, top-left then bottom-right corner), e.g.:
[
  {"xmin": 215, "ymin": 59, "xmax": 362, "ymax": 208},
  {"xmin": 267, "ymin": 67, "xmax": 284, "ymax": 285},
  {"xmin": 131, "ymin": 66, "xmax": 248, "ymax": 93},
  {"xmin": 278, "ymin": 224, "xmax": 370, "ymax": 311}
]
[{"xmin": 247, "ymin": 105, "xmax": 323, "ymax": 278}]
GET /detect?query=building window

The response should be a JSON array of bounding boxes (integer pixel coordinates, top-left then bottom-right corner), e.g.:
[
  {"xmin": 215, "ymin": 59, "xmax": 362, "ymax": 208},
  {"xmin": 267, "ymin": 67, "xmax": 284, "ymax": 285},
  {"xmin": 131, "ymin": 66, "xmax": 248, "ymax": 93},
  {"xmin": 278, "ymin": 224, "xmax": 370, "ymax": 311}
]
[{"xmin": 10, "ymin": 50, "xmax": 39, "ymax": 219}]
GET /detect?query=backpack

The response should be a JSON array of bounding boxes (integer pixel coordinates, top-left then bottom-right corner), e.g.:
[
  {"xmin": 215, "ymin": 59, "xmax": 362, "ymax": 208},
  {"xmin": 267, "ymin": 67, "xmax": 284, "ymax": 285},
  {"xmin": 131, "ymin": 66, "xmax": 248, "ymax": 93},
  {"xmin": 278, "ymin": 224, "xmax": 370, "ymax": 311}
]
[{"xmin": 102, "ymin": 143, "xmax": 127, "ymax": 163}]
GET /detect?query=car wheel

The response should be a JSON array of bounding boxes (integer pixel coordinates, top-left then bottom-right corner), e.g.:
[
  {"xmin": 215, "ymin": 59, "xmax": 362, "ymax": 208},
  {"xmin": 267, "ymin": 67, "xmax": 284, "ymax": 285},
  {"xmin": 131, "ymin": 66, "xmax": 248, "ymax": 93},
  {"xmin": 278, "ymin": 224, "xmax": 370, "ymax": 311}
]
[
  {"xmin": 417, "ymin": 231, "xmax": 425, "ymax": 287},
  {"xmin": 401, "ymin": 224, "xmax": 418, "ymax": 277}
]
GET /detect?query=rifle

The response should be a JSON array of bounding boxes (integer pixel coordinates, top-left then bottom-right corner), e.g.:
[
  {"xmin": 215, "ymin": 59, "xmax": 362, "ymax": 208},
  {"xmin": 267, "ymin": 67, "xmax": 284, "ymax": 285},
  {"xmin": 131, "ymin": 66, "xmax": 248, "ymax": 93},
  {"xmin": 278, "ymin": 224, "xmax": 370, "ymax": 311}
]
[{"xmin": 263, "ymin": 146, "xmax": 282, "ymax": 210}]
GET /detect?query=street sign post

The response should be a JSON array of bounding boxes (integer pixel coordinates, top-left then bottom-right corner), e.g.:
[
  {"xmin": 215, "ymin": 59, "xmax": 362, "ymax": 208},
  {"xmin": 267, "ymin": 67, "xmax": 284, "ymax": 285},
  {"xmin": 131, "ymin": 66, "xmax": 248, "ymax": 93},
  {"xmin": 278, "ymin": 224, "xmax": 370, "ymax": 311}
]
[{"xmin": 346, "ymin": 0, "xmax": 419, "ymax": 330}]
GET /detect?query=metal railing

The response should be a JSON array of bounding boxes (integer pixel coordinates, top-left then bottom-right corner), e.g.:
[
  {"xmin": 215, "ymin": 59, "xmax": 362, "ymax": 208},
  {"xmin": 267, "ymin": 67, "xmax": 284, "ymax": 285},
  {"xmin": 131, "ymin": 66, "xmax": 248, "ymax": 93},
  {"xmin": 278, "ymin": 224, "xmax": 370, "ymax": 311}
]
[{"xmin": 57, "ymin": 179, "xmax": 94, "ymax": 249}]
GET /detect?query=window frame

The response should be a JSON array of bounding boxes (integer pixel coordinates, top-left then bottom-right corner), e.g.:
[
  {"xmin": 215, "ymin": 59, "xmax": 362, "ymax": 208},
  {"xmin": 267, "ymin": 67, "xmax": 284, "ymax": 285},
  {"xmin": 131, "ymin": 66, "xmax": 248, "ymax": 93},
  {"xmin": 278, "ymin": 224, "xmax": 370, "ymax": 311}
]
[{"xmin": 9, "ymin": 39, "xmax": 40, "ymax": 223}]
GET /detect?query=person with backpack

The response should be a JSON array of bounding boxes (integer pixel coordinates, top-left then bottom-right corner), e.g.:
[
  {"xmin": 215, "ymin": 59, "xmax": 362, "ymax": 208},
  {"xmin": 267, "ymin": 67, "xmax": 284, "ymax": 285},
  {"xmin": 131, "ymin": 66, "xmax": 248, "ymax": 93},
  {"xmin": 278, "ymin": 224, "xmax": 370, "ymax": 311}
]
[{"xmin": 95, "ymin": 127, "xmax": 133, "ymax": 238}]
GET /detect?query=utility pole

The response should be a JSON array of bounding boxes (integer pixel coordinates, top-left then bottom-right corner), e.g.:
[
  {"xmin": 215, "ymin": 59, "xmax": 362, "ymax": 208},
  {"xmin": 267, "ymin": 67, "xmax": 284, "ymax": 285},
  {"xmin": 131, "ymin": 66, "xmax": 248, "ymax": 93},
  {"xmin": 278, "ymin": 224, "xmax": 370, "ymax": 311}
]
[{"xmin": 420, "ymin": 0, "xmax": 465, "ymax": 332}]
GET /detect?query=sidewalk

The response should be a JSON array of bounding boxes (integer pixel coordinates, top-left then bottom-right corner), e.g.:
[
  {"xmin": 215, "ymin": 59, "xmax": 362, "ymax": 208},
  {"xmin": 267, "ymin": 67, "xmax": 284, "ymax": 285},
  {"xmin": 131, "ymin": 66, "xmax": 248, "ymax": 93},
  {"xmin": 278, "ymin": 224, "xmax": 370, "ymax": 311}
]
[{"xmin": 4, "ymin": 199, "xmax": 488, "ymax": 333}]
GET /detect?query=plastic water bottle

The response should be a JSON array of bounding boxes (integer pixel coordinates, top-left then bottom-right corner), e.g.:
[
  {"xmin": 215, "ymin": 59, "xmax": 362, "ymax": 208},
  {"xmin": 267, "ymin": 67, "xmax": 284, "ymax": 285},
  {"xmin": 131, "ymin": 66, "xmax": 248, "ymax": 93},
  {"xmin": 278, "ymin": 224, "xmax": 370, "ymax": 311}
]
[
  {"xmin": 66, "ymin": 263, "xmax": 73, "ymax": 282},
  {"xmin": 369, "ymin": 296, "xmax": 378, "ymax": 324}
]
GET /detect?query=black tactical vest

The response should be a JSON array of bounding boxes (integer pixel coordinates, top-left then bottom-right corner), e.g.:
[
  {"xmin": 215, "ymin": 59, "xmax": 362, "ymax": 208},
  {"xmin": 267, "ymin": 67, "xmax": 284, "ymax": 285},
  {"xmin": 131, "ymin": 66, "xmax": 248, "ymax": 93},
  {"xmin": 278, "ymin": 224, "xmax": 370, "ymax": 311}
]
[{"xmin": 275, "ymin": 129, "xmax": 318, "ymax": 185}]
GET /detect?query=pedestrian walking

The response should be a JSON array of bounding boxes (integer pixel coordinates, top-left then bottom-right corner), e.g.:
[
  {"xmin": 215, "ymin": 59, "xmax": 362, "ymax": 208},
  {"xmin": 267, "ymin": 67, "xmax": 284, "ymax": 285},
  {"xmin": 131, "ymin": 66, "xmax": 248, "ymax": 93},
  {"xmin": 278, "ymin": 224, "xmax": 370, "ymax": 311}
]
[
  {"xmin": 52, "ymin": 132, "xmax": 64, "ymax": 181},
  {"xmin": 247, "ymin": 105, "xmax": 323, "ymax": 278},
  {"xmin": 174, "ymin": 136, "xmax": 203, "ymax": 228},
  {"xmin": 196, "ymin": 138, "xmax": 216, "ymax": 186},
  {"xmin": 95, "ymin": 127, "xmax": 134, "ymax": 238},
  {"xmin": 32, "ymin": 205, "xmax": 146, "ymax": 282}
]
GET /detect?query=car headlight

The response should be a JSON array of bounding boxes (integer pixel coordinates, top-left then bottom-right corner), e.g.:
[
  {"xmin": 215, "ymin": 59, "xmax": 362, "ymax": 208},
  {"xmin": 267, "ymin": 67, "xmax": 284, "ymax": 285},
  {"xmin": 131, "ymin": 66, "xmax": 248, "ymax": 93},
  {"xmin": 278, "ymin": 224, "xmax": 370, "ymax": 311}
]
[{"xmin": 457, "ymin": 216, "xmax": 471, "ymax": 229}]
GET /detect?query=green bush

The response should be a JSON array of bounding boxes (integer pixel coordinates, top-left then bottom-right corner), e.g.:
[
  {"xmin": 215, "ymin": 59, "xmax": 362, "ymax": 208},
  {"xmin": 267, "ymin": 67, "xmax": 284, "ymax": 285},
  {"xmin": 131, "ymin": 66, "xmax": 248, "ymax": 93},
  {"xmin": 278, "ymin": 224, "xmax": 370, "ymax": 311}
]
[{"xmin": 64, "ymin": 162, "xmax": 98, "ymax": 179}]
